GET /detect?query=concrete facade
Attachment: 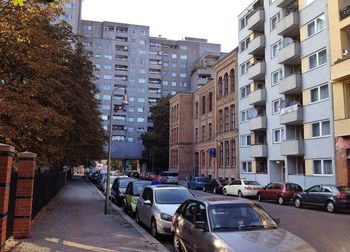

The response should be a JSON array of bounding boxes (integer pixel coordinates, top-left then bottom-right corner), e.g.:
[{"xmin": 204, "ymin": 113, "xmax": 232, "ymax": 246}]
[
  {"xmin": 60, "ymin": 0, "xmax": 82, "ymax": 33},
  {"xmin": 238, "ymin": 0, "xmax": 336, "ymax": 189}
]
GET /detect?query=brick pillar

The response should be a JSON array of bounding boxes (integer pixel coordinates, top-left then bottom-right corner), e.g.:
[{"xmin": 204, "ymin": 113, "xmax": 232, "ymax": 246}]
[
  {"xmin": 0, "ymin": 144, "xmax": 15, "ymax": 251},
  {"xmin": 13, "ymin": 152, "xmax": 36, "ymax": 239}
]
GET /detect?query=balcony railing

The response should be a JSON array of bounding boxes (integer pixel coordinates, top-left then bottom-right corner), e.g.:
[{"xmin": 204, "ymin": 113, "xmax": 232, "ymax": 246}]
[
  {"xmin": 280, "ymin": 104, "xmax": 303, "ymax": 125},
  {"xmin": 340, "ymin": 4, "xmax": 350, "ymax": 20}
]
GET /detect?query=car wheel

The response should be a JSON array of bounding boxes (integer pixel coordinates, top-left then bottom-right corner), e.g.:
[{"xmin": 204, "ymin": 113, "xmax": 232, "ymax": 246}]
[
  {"xmin": 173, "ymin": 233, "xmax": 183, "ymax": 252},
  {"xmin": 257, "ymin": 193, "xmax": 263, "ymax": 202},
  {"xmin": 294, "ymin": 197, "xmax": 302, "ymax": 208},
  {"xmin": 278, "ymin": 196, "xmax": 284, "ymax": 205},
  {"xmin": 151, "ymin": 218, "xmax": 158, "ymax": 238},
  {"xmin": 223, "ymin": 188, "xmax": 228, "ymax": 196},
  {"xmin": 213, "ymin": 187, "xmax": 217, "ymax": 194},
  {"xmin": 326, "ymin": 201, "xmax": 336, "ymax": 213},
  {"xmin": 135, "ymin": 210, "xmax": 141, "ymax": 224},
  {"xmin": 238, "ymin": 190, "xmax": 243, "ymax": 198}
]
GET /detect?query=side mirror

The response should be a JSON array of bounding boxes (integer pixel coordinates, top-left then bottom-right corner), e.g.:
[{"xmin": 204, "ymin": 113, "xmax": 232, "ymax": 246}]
[
  {"xmin": 144, "ymin": 200, "xmax": 152, "ymax": 206},
  {"xmin": 274, "ymin": 218, "xmax": 280, "ymax": 225},
  {"xmin": 195, "ymin": 221, "xmax": 208, "ymax": 231}
]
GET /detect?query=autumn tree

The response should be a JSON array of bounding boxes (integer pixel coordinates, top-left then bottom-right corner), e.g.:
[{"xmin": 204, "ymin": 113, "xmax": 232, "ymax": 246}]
[
  {"xmin": 141, "ymin": 96, "xmax": 170, "ymax": 173},
  {"xmin": 0, "ymin": 0, "xmax": 105, "ymax": 168}
]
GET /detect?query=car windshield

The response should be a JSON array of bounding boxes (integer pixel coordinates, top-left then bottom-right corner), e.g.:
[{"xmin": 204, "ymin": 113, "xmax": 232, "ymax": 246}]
[
  {"xmin": 119, "ymin": 178, "xmax": 136, "ymax": 188},
  {"xmin": 208, "ymin": 203, "xmax": 278, "ymax": 232},
  {"xmin": 155, "ymin": 189, "xmax": 193, "ymax": 204},
  {"xmin": 339, "ymin": 186, "xmax": 350, "ymax": 193},
  {"xmin": 197, "ymin": 177, "xmax": 208, "ymax": 182},
  {"xmin": 243, "ymin": 181, "xmax": 260, "ymax": 185},
  {"xmin": 133, "ymin": 182, "xmax": 151, "ymax": 196},
  {"xmin": 110, "ymin": 177, "xmax": 117, "ymax": 184}
]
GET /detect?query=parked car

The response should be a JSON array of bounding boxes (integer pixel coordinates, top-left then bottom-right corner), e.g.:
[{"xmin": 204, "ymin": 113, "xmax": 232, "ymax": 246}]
[
  {"xmin": 187, "ymin": 176, "xmax": 209, "ymax": 190},
  {"xmin": 223, "ymin": 179, "xmax": 263, "ymax": 198},
  {"xmin": 111, "ymin": 177, "xmax": 138, "ymax": 206},
  {"xmin": 104, "ymin": 175, "xmax": 127, "ymax": 194},
  {"xmin": 145, "ymin": 172, "xmax": 158, "ymax": 181},
  {"xmin": 136, "ymin": 185, "xmax": 194, "ymax": 238},
  {"xmin": 159, "ymin": 171, "xmax": 179, "ymax": 184},
  {"xmin": 139, "ymin": 171, "xmax": 146, "ymax": 180},
  {"xmin": 257, "ymin": 182, "xmax": 303, "ymax": 205},
  {"xmin": 293, "ymin": 184, "xmax": 350, "ymax": 213},
  {"xmin": 127, "ymin": 170, "xmax": 140, "ymax": 178},
  {"xmin": 171, "ymin": 196, "xmax": 316, "ymax": 252},
  {"xmin": 123, "ymin": 180, "xmax": 152, "ymax": 217},
  {"xmin": 203, "ymin": 178, "xmax": 229, "ymax": 194}
]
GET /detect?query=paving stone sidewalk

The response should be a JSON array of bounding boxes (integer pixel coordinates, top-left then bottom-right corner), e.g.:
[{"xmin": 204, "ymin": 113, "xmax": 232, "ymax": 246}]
[{"xmin": 5, "ymin": 176, "xmax": 164, "ymax": 252}]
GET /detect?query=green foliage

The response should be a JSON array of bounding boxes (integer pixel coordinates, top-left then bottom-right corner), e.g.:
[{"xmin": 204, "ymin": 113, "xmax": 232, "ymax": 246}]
[
  {"xmin": 12, "ymin": 0, "xmax": 56, "ymax": 6},
  {"xmin": 0, "ymin": 0, "xmax": 105, "ymax": 167},
  {"xmin": 141, "ymin": 96, "xmax": 170, "ymax": 171}
]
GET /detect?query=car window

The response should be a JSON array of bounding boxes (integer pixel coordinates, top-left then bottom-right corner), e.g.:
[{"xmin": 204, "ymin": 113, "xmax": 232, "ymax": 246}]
[
  {"xmin": 321, "ymin": 186, "xmax": 333, "ymax": 193},
  {"xmin": 125, "ymin": 183, "xmax": 132, "ymax": 194},
  {"xmin": 339, "ymin": 186, "xmax": 350, "ymax": 193},
  {"xmin": 265, "ymin": 183, "xmax": 273, "ymax": 189},
  {"xmin": 119, "ymin": 178, "xmax": 137, "ymax": 188},
  {"xmin": 182, "ymin": 201, "xmax": 197, "ymax": 222},
  {"xmin": 155, "ymin": 189, "xmax": 193, "ymax": 204},
  {"xmin": 142, "ymin": 187, "xmax": 150, "ymax": 200},
  {"xmin": 195, "ymin": 203, "xmax": 207, "ymax": 223},
  {"xmin": 244, "ymin": 181, "xmax": 260, "ymax": 185},
  {"xmin": 273, "ymin": 184, "xmax": 281, "ymax": 190},
  {"xmin": 286, "ymin": 183, "xmax": 302, "ymax": 191},
  {"xmin": 308, "ymin": 186, "xmax": 321, "ymax": 193},
  {"xmin": 133, "ymin": 182, "xmax": 150, "ymax": 196}
]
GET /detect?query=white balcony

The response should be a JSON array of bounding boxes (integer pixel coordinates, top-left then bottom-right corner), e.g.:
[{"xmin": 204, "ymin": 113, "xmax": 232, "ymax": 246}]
[
  {"xmin": 249, "ymin": 88, "xmax": 266, "ymax": 106},
  {"xmin": 247, "ymin": 9, "xmax": 265, "ymax": 32},
  {"xmin": 280, "ymin": 105, "xmax": 303, "ymax": 125},
  {"xmin": 281, "ymin": 139, "xmax": 304, "ymax": 156},
  {"xmin": 247, "ymin": 62, "xmax": 266, "ymax": 81},
  {"xmin": 250, "ymin": 144, "xmax": 268, "ymax": 158},
  {"xmin": 278, "ymin": 41, "xmax": 301, "ymax": 65},
  {"xmin": 247, "ymin": 35, "xmax": 265, "ymax": 56},
  {"xmin": 277, "ymin": 12, "xmax": 299, "ymax": 37},
  {"xmin": 249, "ymin": 116, "xmax": 267, "ymax": 131},
  {"xmin": 279, "ymin": 74, "xmax": 302, "ymax": 95},
  {"xmin": 276, "ymin": 0, "xmax": 297, "ymax": 8}
]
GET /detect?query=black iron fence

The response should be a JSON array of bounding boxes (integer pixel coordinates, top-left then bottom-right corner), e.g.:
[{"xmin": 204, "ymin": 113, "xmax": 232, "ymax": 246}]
[
  {"xmin": 6, "ymin": 171, "xmax": 17, "ymax": 239},
  {"xmin": 31, "ymin": 168, "xmax": 65, "ymax": 220}
]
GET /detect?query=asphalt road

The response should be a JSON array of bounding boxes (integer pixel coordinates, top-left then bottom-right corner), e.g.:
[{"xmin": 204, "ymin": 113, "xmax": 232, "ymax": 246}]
[{"xmin": 157, "ymin": 189, "xmax": 350, "ymax": 252}]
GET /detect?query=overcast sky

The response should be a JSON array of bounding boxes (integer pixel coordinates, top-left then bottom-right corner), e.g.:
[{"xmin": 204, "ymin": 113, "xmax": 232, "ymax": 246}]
[{"xmin": 81, "ymin": 0, "xmax": 255, "ymax": 53}]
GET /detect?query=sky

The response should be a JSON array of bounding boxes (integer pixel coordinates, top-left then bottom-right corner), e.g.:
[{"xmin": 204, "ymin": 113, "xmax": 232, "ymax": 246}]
[{"xmin": 81, "ymin": 0, "xmax": 255, "ymax": 53}]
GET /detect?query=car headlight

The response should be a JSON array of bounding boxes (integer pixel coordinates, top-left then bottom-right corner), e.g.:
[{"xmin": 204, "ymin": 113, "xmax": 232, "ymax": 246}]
[{"xmin": 160, "ymin": 213, "xmax": 172, "ymax": 221}]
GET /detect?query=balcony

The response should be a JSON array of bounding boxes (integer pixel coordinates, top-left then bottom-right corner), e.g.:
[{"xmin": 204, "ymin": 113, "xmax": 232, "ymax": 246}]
[
  {"xmin": 247, "ymin": 9, "xmax": 265, "ymax": 32},
  {"xmin": 279, "ymin": 73, "xmax": 302, "ymax": 94},
  {"xmin": 247, "ymin": 35, "xmax": 265, "ymax": 56},
  {"xmin": 249, "ymin": 116, "xmax": 267, "ymax": 131},
  {"xmin": 277, "ymin": 12, "xmax": 299, "ymax": 37},
  {"xmin": 276, "ymin": 0, "xmax": 297, "ymax": 8},
  {"xmin": 249, "ymin": 88, "xmax": 266, "ymax": 106},
  {"xmin": 250, "ymin": 144, "xmax": 267, "ymax": 158},
  {"xmin": 281, "ymin": 139, "xmax": 304, "ymax": 156},
  {"xmin": 280, "ymin": 105, "xmax": 303, "ymax": 125},
  {"xmin": 247, "ymin": 62, "xmax": 266, "ymax": 81},
  {"xmin": 278, "ymin": 41, "xmax": 301, "ymax": 65}
]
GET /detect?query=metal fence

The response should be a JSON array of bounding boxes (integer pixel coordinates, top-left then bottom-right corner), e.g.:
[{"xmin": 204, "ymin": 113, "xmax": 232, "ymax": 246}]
[
  {"xmin": 6, "ymin": 171, "xmax": 18, "ymax": 239},
  {"xmin": 31, "ymin": 169, "xmax": 65, "ymax": 220}
]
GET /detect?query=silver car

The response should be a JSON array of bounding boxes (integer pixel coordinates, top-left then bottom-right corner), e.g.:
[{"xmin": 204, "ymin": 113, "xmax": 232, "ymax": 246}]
[
  {"xmin": 136, "ymin": 185, "xmax": 194, "ymax": 237},
  {"xmin": 172, "ymin": 196, "xmax": 316, "ymax": 252}
]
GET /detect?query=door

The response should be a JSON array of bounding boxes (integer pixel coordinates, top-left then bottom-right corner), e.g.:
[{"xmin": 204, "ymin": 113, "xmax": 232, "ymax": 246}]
[
  {"xmin": 138, "ymin": 188, "xmax": 151, "ymax": 225},
  {"xmin": 180, "ymin": 200, "xmax": 197, "ymax": 250},
  {"xmin": 263, "ymin": 183, "xmax": 274, "ymax": 200},
  {"xmin": 319, "ymin": 185, "xmax": 334, "ymax": 206},
  {"xmin": 271, "ymin": 183, "xmax": 282, "ymax": 201},
  {"xmin": 303, "ymin": 185, "xmax": 321, "ymax": 205}
]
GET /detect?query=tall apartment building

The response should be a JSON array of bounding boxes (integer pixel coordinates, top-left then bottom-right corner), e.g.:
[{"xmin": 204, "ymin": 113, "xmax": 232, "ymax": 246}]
[
  {"xmin": 238, "ymin": 0, "xmax": 335, "ymax": 189},
  {"xmin": 79, "ymin": 20, "xmax": 221, "ymax": 164},
  {"xmin": 59, "ymin": 0, "xmax": 82, "ymax": 33},
  {"xmin": 328, "ymin": 0, "xmax": 350, "ymax": 186},
  {"xmin": 169, "ymin": 50, "xmax": 238, "ymax": 180}
]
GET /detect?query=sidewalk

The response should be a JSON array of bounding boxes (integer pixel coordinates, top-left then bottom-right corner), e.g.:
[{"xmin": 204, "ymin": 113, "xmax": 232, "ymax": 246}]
[{"xmin": 6, "ymin": 177, "xmax": 166, "ymax": 252}]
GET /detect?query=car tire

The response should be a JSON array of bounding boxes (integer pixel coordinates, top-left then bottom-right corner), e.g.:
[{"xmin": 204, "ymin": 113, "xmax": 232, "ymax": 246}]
[
  {"xmin": 326, "ymin": 201, "xmax": 336, "ymax": 213},
  {"xmin": 151, "ymin": 218, "xmax": 158, "ymax": 238},
  {"xmin": 173, "ymin": 233, "xmax": 183, "ymax": 252},
  {"xmin": 116, "ymin": 198, "xmax": 122, "ymax": 207},
  {"xmin": 223, "ymin": 188, "xmax": 228, "ymax": 196},
  {"xmin": 257, "ymin": 193, "xmax": 263, "ymax": 202},
  {"xmin": 213, "ymin": 187, "xmax": 217, "ymax": 194},
  {"xmin": 135, "ymin": 209, "xmax": 141, "ymax": 224},
  {"xmin": 278, "ymin": 196, "xmax": 284, "ymax": 205},
  {"xmin": 294, "ymin": 197, "xmax": 302, "ymax": 208},
  {"xmin": 238, "ymin": 190, "xmax": 243, "ymax": 198}
]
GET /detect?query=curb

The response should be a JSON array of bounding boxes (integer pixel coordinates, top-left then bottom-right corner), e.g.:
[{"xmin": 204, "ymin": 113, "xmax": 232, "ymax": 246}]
[{"xmin": 90, "ymin": 179, "xmax": 170, "ymax": 252}]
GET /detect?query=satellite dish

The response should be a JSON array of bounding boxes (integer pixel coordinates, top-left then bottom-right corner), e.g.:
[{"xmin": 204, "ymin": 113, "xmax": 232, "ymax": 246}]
[{"xmin": 247, "ymin": 108, "xmax": 258, "ymax": 119}]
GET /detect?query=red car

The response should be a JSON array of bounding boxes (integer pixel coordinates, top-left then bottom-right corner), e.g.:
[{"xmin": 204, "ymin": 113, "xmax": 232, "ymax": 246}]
[{"xmin": 257, "ymin": 182, "xmax": 303, "ymax": 205}]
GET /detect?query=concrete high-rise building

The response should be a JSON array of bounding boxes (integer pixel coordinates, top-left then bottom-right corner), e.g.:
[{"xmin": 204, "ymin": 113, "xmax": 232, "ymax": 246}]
[
  {"xmin": 78, "ymin": 20, "xmax": 221, "ymax": 166},
  {"xmin": 59, "ymin": 0, "xmax": 82, "ymax": 33},
  {"xmin": 238, "ymin": 0, "xmax": 336, "ymax": 189},
  {"xmin": 328, "ymin": 0, "xmax": 350, "ymax": 186}
]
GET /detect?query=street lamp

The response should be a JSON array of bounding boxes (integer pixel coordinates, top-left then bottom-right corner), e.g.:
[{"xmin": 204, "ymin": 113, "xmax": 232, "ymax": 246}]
[{"xmin": 105, "ymin": 84, "xmax": 128, "ymax": 215}]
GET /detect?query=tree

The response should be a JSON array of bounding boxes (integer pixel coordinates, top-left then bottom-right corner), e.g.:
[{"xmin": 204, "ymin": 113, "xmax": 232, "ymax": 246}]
[
  {"xmin": 0, "ymin": 0, "xmax": 105, "ymax": 168},
  {"xmin": 141, "ymin": 96, "xmax": 170, "ymax": 172}
]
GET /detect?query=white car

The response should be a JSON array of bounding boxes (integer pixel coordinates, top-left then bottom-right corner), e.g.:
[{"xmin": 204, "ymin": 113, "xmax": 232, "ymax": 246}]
[{"xmin": 223, "ymin": 179, "xmax": 263, "ymax": 197}]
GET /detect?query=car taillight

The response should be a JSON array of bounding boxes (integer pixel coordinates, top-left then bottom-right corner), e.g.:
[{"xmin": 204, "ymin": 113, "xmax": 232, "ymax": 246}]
[
  {"xmin": 218, "ymin": 185, "xmax": 223, "ymax": 188},
  {"xmin": 244, "ymin": 187, "xmax": 253, "ymax": 190},
  {"xmin": 336, "ymin": 193, "xmax": 346, "ymax": 199}
]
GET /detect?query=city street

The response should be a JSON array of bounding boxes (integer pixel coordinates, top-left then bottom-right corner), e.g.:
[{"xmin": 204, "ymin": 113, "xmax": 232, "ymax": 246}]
[{"xmin": 157, "ymin": 189, "xmax": 350, "ymax": 252}]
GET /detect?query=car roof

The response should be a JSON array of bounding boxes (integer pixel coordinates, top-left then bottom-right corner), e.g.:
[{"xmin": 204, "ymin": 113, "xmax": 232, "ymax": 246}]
[
  {"xmin": 192, "ymin": 196, "xmax": 252, "ymax": 205},
  {"xmin": 146, "ymin": 185, "xmax": 187, "ymax": 190}
]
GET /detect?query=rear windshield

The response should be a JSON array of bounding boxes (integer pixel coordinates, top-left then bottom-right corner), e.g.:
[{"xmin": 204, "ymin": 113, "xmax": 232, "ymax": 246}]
[
  {"xmin": 339, "ymin": 186, "xmax": 350, "ymax": 193},
  {"xmin": 119, "ymin": 178, "xmax": 137, "ymax": 188},
  {"xmin": 286, "ymin": 183, "xmax": 303, "ymax": 191},
  {"xmin": 243, "ymin": 181, "xmax": 260, "ymax": 185},
  {"xmin": 155, "ymin": 189, "xmax": 193, "ymax": 204},
  {"xmin": 133, "ymin": 182, "xmax": 151, "ymax": 196}
]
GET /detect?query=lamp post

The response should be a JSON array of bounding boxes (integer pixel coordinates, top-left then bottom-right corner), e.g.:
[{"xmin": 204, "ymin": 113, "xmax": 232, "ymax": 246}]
[{"xmin": 105, "ymin": 84, "xmax": 128, "ymax": 215}]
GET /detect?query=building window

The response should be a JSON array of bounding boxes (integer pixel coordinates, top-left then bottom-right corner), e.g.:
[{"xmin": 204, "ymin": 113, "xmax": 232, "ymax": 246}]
[
  {"xmin": 239, "ymin": 36, "xmax": 250, "ymax": 53},
  {"xmin": 240, "ymin": 134, "xmax": 251, "ymax": 147},
  {"xmin": 180, "ymin": 45, "xmax": 187, "ymax": 50},
  {"xmin": 180, "ymin": 73, "xmax": 187, "ymax": 78},
  {"xmin": 64, "ymin": 14, "xmax": 73, "ymax": 20},
  {"xmin": 311, "ymin": 120, "xmax": 331, "ymax": 137},
  {"xmin": 64, "ymin": 3, "xmax": 73, "ymax": 8},
  {"xmin": 240, "ymin": 110, "xmax": 248, "ymax": 123},
  {"xmin": 218, "ymin": 77, "xmax": 223, "ymax": 97},
  {"xmin": 240, "ymin": 84, "xmax": 251, "ymax": 99},
  {"xmin": 273, "ymin": 128, "xmax": 284, "ymax": 143},
  {"xmin": 231, "ymin": 140, "xmax": 236, "ymax": 167},
  {"xmin": 240, "ymin": 15, "xmax": 247, "ymax": 30},
  {"xmin": 271, "ymin": 40, "xmax": 281, "ymax": 58},
  {"xmin": 272, "ymin": 99, "xmax": 281, "ymax": 114},
  {"xmin": 308, "ymin": 49, "xmax": 327, "ymax": 70},
  {"xmin": 230, "ymin": 105, "xmax": 236, "ymax": 130},
  {"xmin": 208, "ymin": 92, "xmax": 213, "ymax": 112},
  {"xmin": 202, "ymin": 96, "xmax": 206, "ymax": 115},
  {"xmin": 224, "ymin": 73, "xmax": 229, "ymax": 95},
  {"xmin": 180, "ymin": 55, "xmax": 187, "ymax": 60},
  {"xmin": 310, "ymin": 84, "xmax": 329, "ymax": 103},
  {"xmin": 307, "ymin": 14, "xmax": 325, "ymax": 38},
  {"xmin": 313, "ymin": 159, "xmax": 332, "ymax": 175},
  {"xmin": 202, "ymin": 125, "xmax": 205, "ymax": 141},
  {"xmin": 240, "ymin": 60, "xmax": 251, "ymax": 75},
  {"xmin": 195, "ymin": 102, "xmax": 199, "ymax": 119},
  {"xmin": 219, "ymin": 110, "xmax": 223, "ymax": 133},
  {"xmin": 270, "ymin": 13, "xmax": 280, "ymax": 31},
  {"xmin": 225, "ymin": 141, "xmax": 230, "ymax": 166},
  {"xmin": 224, "ymin": 107, "xmax": 229, "ymax": 132},
  {"xmin": 209, "ymin": 123, "xmax": 213, "ymax": 140},
  {"xmin": 195, "ymin": 128, "xmax": 199, "ymax": 142},
  {"xmin": 230, "ymin": 69, "xmax": 235, "ymax": 93},
  {"xmin": 271, "ymin": 68, "xmax": 283, "ymax": 86},
  {"xmin": 242, "ymin": 161, "xmax": 252, "ymax": 173}
]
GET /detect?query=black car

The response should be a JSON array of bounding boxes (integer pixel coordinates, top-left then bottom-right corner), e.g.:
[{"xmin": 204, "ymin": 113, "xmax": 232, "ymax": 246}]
[
  {"xmin": 127, "ymin": 170, "xmax": 140, "ymax": 178},
  {"xmin": 111, "ymin": 177, "xmax": 138, "ymax": 206},
  {"xmin": 203, "ymin": 178, "xmax": 229, "ymax": 194},
  {"xmin": 293, "ymin": 184, "xmax": 350, "ymax": 213}
]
